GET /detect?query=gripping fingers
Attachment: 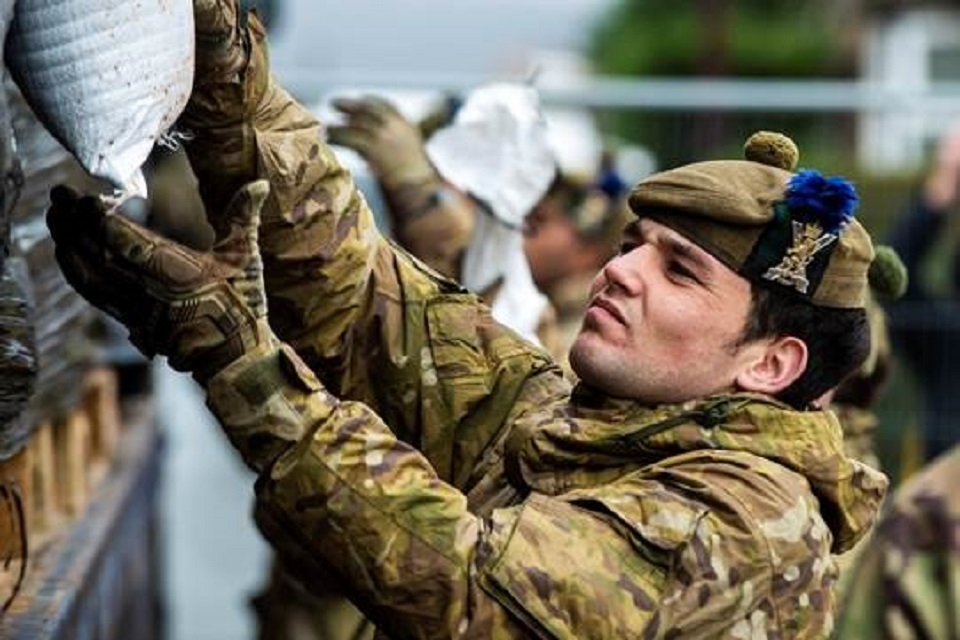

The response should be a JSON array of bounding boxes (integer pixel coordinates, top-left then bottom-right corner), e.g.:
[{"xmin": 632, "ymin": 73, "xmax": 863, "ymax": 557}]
[
  {"xmin": 331, "ymin": 96, "xmax": 397, "ymax": 132},
  {"xmin": 102, "ymin": 214, "xmax": 209, "ymax": 290},
  {"xmin": 360, "ymin": 95, "xmax": 403, "ymax": 121},
  {"xmin": 53, "ymin": 244, "xmax": 156, "ymax": 331},
  {"xmin": 47, "ymin": 189, "xmax": 107, "ymax": 254},
  {"xmin": 222, "ymin": 179, "xmax": 268, "ymax": 230},
  {"xmin": 217, "ymin": 180, "xmax": 268, "ymax": 317}
]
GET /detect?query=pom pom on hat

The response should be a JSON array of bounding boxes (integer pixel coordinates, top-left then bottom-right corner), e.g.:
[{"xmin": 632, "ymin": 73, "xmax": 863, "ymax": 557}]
[
  {"xmin": 744, "ymin": 131, "xmax": 799, "ymax": 171},
  {"xmin": 868, "ymin": 245, "xmax": 908, "ymax": 301}
]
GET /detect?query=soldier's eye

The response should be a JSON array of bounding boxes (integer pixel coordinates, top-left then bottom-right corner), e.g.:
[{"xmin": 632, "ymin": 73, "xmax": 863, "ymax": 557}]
[{"xmin": 668, "ymin": 260, "xmax": 699, "ymax": 282}]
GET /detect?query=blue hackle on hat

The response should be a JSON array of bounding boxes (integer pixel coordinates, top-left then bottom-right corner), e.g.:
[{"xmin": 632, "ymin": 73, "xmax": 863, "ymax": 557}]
[
  {"xmin": 597, "ymin": 166, "xmax": 628, "ymax": 199},
  {"xmin": 785, "ymin": 169, "xmax": 859, "ymax": 234}
]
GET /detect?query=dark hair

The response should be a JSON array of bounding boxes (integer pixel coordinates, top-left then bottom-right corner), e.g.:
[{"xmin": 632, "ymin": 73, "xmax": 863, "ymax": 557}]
[{"xmin": 735, "ymin": 285, "xmax": 870, "ymax": 409}]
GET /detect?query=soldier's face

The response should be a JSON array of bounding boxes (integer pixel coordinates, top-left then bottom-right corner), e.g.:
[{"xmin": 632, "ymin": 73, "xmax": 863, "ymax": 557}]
[
  {"xmin": 523, "ymin": 199, "xmax": 580, "ymax": 291},
  {"xmin": 569, "ymin": 219, "xmax": 760, "ymax": 403}
]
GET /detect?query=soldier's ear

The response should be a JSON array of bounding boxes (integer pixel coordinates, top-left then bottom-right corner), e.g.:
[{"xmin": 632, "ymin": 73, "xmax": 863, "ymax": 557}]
[{"xmin": 734, "ymin": 336, "xmax": 808, "ymax": 396}]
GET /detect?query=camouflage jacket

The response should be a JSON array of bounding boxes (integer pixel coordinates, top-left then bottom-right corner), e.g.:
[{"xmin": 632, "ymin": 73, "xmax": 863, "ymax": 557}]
[
  {"xmin": 185, "ymin": 16, "xmax": 888, "ymax": 638},
  {"xmin": 835, "ymin": 444, "xmax": 960, "ymax": 639},
  {"xmin": 834, "ymin": 405, "xmax": 882, "ymax": 472}
]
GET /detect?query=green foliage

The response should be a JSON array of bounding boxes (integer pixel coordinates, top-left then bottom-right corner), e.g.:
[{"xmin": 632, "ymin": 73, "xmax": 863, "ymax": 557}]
[
  {"xmin": 590, "ymin": 1, "xmax": 858, "ymax": 168},
  {"xmin": 591, "ymin": 0, "xmax": 851, "ymax": 78}
]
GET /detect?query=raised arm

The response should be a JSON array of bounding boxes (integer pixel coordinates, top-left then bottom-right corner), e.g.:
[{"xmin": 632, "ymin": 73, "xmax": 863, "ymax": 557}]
[
  {"xmin": 46, "ymin": 190, "xmax": 795, "ymax": 637},
  {"xmin": 177, "ymin": 2, "xmax": 560, "ymax": 475},
  {"xmin": 180, "ymin": 1, "xmax": 394, "ymax": 369}
]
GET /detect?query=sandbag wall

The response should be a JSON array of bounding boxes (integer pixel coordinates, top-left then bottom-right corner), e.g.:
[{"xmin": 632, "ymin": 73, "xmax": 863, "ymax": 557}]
[
  {"xmin": 0, "ymin": 0, "xmax": 33, "ymax": 463},
  {"xmin": 0, "ymin": 78, "xmax": 100, "ymax": 460},
  {"xmin": 0, "ymin": 80, "xmax": 101, "ymax": 461}
]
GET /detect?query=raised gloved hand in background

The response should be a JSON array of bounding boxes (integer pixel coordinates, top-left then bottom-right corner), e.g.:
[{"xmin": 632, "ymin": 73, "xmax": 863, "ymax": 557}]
[
  {"xmin": 327, "ymin": 95, "xmax": 475, "ymax": 279},
  {"xmin": 47, "ymin": 180, "xmax": 272, "ymax": 384},
  {"xmin": 327, "ymin": 96, "xmax": 436, "ymax": 190}
]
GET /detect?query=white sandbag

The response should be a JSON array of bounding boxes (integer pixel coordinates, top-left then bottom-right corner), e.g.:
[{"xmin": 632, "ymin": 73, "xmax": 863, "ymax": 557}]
[{"xmin": 5, "ymin": 0, "xmax": 194, "ymax": 196}]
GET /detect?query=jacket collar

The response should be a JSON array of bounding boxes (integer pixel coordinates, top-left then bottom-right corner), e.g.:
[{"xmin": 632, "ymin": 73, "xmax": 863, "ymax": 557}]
[{"xmin": 505, "ymin": 387, "xmax": 888, "ymax": 553}]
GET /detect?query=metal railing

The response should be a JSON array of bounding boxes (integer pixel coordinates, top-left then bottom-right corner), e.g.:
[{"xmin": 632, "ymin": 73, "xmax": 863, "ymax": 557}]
[{"xmin": 275, "ymin": 66, "xmax": 960, "ymax": 113}]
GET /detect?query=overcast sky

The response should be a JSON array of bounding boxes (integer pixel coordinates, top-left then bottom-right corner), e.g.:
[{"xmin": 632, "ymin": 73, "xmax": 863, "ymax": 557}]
[{"xmin": 269, "ymin": 0, "xmax": 617, "ymax": 77}]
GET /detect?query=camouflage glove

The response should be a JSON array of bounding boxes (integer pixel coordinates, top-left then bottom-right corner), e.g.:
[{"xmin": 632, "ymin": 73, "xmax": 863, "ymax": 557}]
[
  {"xmin": 328, "ymin": 97, "xmax": 437, "ymax": 190},
  {"xmin": 47, "ymin": 180, "xmax": 274, "ymax": 384},
  {"xmin": 180, "ymin": 0, "xmax": 269, "ymax": 227},
  {"xmin": 184, "ymin": 0, "xmax": 267, "ymax": 129}
]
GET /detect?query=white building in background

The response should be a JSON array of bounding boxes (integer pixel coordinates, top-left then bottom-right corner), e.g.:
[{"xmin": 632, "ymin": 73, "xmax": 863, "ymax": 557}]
[{"xmin": 860, "ymin": 5, "xmax": 960, "ymax": 171}]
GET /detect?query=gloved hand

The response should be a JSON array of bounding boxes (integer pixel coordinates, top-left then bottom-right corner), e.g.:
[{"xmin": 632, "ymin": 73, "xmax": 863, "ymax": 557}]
[
  {"xmin": 327, "ymin": 96, "xmax": 437, "ymax": 190},
  {"xmin": 47, "ymin": 180, "xmax": 273, "ymax": 384},
  {"xmin": 180, "ymin": 0, "xmax": 269, "ymax": 228},
  {"xmin": 184, "ymin": 0, "xmax": 267, "ymax": 128}
]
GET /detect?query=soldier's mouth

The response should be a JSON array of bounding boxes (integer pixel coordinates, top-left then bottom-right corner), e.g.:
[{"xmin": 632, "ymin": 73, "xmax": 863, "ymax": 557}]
[{"xmin": 588, "ymin": 296, "xmax": 627, "ymax": 326}]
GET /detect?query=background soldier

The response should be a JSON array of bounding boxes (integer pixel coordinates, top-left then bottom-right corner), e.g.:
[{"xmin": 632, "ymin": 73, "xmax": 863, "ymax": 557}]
[
  {"xmin": 524, "ymin": 153, "xmax": 629, "ymax": 375},
  {"xmin": 828, "ymin": 246, "xmax": 907, "ymax": 607},
  {"xmin": 828, "ymin": 245, "xmax": 908, "ymax": 470},
  {"xmin": 328, "ymin": 87, "xmax": 557, "ymax": 349},
  {"xmin": 836, "ymin": 443, "xmax": 960, "ymax": 639}
]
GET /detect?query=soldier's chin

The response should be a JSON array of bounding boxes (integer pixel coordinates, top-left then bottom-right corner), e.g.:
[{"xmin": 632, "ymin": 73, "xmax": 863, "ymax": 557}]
[{"xmin": 568, "ymin": 333, "xmax": 607, "ymax": 388}]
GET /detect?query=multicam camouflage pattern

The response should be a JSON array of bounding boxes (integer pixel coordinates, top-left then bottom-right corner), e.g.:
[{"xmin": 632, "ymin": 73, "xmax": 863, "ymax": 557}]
[
  {"xmin": 326, "ymin": 94, "xmax": 560, "ymax": 351},
  {"xmin": 835, "ymin": 444, "xmax": 960, "ymax": 639},
  {"xmin": 208, "ymin": 340, "xmax": 887, "ymax": 639},
  {"xmin": 834, "ymin": 405, "xmax": 882, "ymax": 471},
  {"xmin": 182, "ymin": 6, "xmax": 889, "ymax": 638},
  {"xmin": 46, "ymin": 180, "xmax": 272, "ymax": 384},
  {"xmin": 326, "ymin": 95, "xmax": 475, "ymax": 282},
  {"xmin": 831, "ymin": 404, "xmax": 884, "ymax": 615},
  {"xmin": 377, "ymin": 179, "xmax": 475, "ymax": 282}
]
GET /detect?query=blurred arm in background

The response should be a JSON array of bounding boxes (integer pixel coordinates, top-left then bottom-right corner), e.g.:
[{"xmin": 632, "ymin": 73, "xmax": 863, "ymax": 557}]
[{"xmin": 327, "ymin": 96, "xmax": 475, "ymax": 281}]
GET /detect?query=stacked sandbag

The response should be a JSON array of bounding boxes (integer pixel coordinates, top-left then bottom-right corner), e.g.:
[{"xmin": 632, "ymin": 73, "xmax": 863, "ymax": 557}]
[
  {"xmin": 5, "ymin": 80, "xmax": 102, "ymax": 456},
  {"xmin": 0, "ymin": 0, "xmax": 38, "ymax": 460}
]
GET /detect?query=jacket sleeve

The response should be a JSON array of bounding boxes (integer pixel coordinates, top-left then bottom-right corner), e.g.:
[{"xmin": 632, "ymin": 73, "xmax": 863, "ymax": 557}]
[
  {"xmin": 835, "ymin": 446, "xmax": 960, "ymax": 639},
  {"xmin": 204, "ymin": 342, "xmax": 671, "ymax": 639},
  {"xmin": 380, "ymin": 175, "xmax": 477, "ymax": 281},
  {"xmin": 182, "ymin": 12, "xmax": 563, "ymax": 481}
]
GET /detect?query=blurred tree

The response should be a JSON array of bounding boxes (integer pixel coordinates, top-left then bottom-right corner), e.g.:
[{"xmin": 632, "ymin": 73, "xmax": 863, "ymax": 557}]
[
  {"xmin": 589, "ymin": 0, "xmax": 861, "ymax": 166},
  {"xmin": 592, "ymin": 0, "xmax": 854, "ymax": 78}
]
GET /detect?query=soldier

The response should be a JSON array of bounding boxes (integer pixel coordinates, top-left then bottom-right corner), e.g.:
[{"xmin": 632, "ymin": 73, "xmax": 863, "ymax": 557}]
[
  {"xmin": 826, "ymin": 246, "xmax": 907, "ymax": 608},
  {"xmin": 887, "ymin": 126, "xmax": 960, "ymax": 462},
  {"xmin": 327, "ymin": 87, "xmax": 557, "ymax": 349},
  {"xmin": 835, "ymin": 444, "xmax": 960, "ymax": 638},
  {"xmin": 524, "ymin": 156, "xmax": 629, "ymax": 375},
  {"xmin": 46, "ymin": 2, "xmax": 888, "ymax": 637}
]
